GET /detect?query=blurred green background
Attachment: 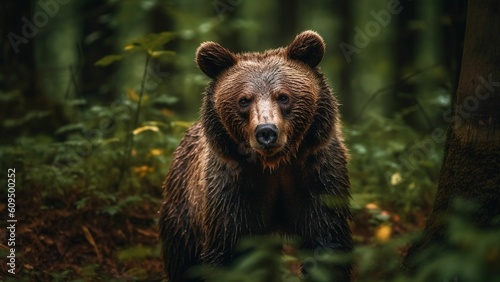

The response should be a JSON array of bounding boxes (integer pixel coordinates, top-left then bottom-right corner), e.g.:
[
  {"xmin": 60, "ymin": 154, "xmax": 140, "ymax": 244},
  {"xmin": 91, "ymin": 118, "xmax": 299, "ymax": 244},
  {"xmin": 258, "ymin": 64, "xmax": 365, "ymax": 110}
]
[{"xmin": 3, "ymin": 0, "xmax": 453, "ymax": 126}]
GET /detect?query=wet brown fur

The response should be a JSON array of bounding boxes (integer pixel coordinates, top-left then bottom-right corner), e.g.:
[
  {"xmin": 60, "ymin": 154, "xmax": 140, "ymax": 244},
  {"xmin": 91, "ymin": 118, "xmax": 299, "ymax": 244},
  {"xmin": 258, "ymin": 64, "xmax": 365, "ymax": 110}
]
[{"xmin": 159, "ymin": 31, "xmax": 352, "ymax": 281}]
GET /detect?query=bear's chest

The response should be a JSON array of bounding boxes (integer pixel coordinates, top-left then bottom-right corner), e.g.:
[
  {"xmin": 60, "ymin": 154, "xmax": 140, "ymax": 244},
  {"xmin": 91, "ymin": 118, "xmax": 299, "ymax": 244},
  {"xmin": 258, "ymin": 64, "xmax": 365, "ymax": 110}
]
[{"xmin": 240, "ymin": 165, "xmax": 308, "ymax": 232}]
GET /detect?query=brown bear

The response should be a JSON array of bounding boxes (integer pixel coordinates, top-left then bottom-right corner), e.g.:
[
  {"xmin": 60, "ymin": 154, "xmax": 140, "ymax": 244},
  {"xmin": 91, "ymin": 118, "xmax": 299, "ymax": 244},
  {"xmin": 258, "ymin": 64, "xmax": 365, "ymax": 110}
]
[{"xmin": 159, "ymin": 30, "xmax": 352, "ymax": 281}]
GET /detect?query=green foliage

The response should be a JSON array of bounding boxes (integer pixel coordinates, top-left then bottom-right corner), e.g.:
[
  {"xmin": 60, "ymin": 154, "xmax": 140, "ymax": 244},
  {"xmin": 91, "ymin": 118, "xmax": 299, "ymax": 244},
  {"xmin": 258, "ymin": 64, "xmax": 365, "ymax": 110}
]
[
  {"xmin": 94, "ymin": 54, "xmax": 124, "ymax": 67},
  {"xmin": 31, "ymin": 31, "xmax": 184, "ymax": 209},
  {"xmin": 189, "ymin": 236, "xmax": 300, "ymax": 282},
  {"xmin": 117, "ymin": 244, "xmax": 161, "ymax": 262},
  {"xmin": 408, "ymin": 199, "xmax": 500, "ymax": 282},
  {"xmin": 124, "ymin": 32, "xmax": 176, "ymax": 55},
  {"xmin": 355, "ymin": 234, "xmax": 416, "ymax": 281},
  {"xmin": 346, "ymin": 113, "xmax": 442, "ymax": 215},
  {"xmin": 188, "ymin": 235, "xmax": 354, "ymax": 282},
  {"xmin": 0, "ymin": 30, "xmax": 187, "ymax": 280},
  {"xmin": 187, "ymin": 200, "xmax": 500, "ymax": 282},
  {"xmin": 95, "ymin": 32, "xmax": 176, "ymax": 67}
]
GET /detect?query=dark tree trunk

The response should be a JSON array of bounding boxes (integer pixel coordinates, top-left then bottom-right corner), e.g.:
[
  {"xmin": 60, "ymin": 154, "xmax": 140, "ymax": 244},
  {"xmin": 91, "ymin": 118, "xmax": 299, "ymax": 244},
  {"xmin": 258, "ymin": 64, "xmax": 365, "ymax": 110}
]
[
  {"xmin": 392, "ymin": 0, "xmax": 417, "ymax": 125},
  {"xmin": 443, "ymin": 0, "xmax": 467, "ymax": 97},
  {"xmin": 277, "ymin": 0, "xmax": 298, "ymax": 45},
  {"xmin": 337, "ymin": 0, "xmax": 354, "ymax": 122},
  {"xmin": 1, "ymin": 0, "xmax": 36, "ymax": 97},
  {"xmin": 0, "ymin": 0, "xmax": 66, "ymax": 139},
  {"xmin": 404, "ymin": 0, "xmax": 500, "ymax": 275},
  {"xmin": 215, "ymin": 2, "xmax": 243, "ymax": 52},
  {"xmin": 81, "ymin": 0, "xmax": 117, "ymax": 102}
]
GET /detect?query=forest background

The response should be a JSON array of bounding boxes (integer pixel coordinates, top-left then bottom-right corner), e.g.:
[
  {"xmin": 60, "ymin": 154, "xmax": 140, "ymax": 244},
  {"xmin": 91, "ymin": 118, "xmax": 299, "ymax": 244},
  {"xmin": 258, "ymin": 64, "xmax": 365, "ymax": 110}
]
[{"xmin": 2, "ymin": 0, "xmax": 498, "ymax": 281}]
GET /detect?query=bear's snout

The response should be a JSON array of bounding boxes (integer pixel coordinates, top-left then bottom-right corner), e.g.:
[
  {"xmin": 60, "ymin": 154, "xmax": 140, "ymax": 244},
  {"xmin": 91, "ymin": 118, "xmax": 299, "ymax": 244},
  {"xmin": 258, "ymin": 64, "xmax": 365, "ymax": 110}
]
[{"xmin": 255, "ymin": 124, "xmax": 278, "ymax": 148}]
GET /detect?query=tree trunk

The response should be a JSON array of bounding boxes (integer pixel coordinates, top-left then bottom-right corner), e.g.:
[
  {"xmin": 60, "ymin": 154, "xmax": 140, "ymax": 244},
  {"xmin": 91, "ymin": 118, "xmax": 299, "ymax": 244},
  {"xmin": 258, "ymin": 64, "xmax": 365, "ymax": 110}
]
[
  {"xmin": 0, "ymin": 0, "xmax": 67, "ymax": 138},
  {"xmin": 81, "ymin": 0, "xmax": 117, "ymax": 103},
  {"xmin": 404, "ymin": 0, "xmax": 500, "ymax": 274},
  {"xmin": 277, "ymin": 0, "xmax": 298, "ymax": 45},
  {"xmin": 337, "ymin": 0, "xmax": 355, "ymax": 122},
  {"xmin": 1, "ymin": 0, "xmax": 37, "ymax": 98},
  {"xmin": 391, "ymin": 0, "xmax": 417, "ymax": 125},
  {"xmin": 443, "ymin": 0, "xmax": 467, "ymax": 97}
]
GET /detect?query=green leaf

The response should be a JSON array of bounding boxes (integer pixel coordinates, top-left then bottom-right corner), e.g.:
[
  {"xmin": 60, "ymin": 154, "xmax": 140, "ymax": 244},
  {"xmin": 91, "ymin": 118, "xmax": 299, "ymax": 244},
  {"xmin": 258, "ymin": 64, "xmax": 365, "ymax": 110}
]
[
  {"xmin": 152, "ymin": 95, "xmax": 178, "ymax": 106},
  {"xmin": 101, "ymin": 205, "xmax": 120, "ymax": 216},
  {"xmin": 55, "ymin": 123, "xmax": 84, "ymax": 135},
  {"xmin": 0, "ymin": 90, "xmax": 21, "ymax": 102},
  {"xmin": 124, "ymin": 32, "xmax": 176, "ymax": 53},
  {"xmin": 151, "ymin": 50, "xmax": 176, "ymax": 58},
  {"xmin": 120, "ymin": 195, "xmax": 143, "ymax": 205},
  {"xmin": 75, "ymin": 197, "xmax": 89, "ymax": 210},
  {"xmin": 67, "ymin": 99, "xmax": 87, "ymax": 106},
  {"xmin": 117, "ymin": 245, "xmax": 158, "ymax": 261},
  {"xmin": 3, "ymin": 111, "xmax": 50, "ymax": 128},
  {"xmin": 95, "ymin": 54, "xmax": 124, "ymax": 67},
  {"xmin": 308, "ymin": 267, "xmax": 332, "ymax": 282},
  {"xmin": 171, "ymin": 121, "xmax": 194, "ymax": 129},
  {"xmin": 24, "ymin": 111, "xmax": 50, "ymax": 122}
]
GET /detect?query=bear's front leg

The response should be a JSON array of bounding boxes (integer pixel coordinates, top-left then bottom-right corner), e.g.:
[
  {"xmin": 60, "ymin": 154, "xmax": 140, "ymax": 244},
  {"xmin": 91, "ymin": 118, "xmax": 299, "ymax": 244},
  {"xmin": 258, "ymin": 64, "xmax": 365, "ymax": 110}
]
[
  {"xmin": 160, "ymin": 202, "xmax": 203, "ymax": 282},
  {"xmin": 199, "ymin": 193, "xmax": 262, "ymax": 270},
  {"xmin": 200, "ymin": 235, "xmax": 237, "ymax": 267},
  {"xmin": 296, "ymin": 200, "xmax": 353, "ymax": 282},
  {"xmin": 199, "ymin": 191, "xmax": 247, "ymax": 268}
]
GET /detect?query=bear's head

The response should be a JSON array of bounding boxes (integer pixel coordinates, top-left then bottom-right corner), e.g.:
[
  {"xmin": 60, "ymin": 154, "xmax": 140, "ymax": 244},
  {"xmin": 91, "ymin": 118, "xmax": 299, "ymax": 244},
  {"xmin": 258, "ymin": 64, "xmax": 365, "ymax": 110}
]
[{"xmin": 198, "ymin": 31, "xmax": 339, "ymax": 169}]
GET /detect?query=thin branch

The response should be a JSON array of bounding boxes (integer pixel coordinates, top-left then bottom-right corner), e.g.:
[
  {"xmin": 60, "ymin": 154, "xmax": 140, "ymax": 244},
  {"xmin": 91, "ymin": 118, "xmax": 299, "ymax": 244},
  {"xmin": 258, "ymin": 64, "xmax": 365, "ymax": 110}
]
[
  {"xmin": 115, "ymin": 53, "xmax": 151, "ymax": 191},
  {"xmin": 353, "ymin": 64, "xmax": 440, "ymax": 123}
]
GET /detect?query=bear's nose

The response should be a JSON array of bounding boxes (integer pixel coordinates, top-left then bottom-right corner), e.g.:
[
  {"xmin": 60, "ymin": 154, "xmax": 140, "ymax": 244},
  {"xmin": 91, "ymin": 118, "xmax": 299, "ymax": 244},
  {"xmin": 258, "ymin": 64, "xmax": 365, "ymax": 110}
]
[{"xmin": 255, "ymin": 124, "xmax": 278, "ymax": 147}]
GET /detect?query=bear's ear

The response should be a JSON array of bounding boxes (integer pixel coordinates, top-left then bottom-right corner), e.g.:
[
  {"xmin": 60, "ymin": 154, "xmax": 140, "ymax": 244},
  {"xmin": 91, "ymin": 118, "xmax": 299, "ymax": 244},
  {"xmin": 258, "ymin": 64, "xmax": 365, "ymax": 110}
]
[
  {"xmin": 196, "ymin": 42, "xmax": 237, "ymax": 79},
  {"xmin": 286, "ymin": 30, "xmax": 325, "ymax": 69}
]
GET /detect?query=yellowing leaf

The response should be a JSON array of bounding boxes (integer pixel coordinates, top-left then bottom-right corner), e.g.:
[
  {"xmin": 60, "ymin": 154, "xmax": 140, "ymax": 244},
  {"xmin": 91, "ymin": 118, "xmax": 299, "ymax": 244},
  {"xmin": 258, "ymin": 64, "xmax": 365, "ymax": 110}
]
[
  {"xmin": 133, "ymin": 125, "xmax": 160, "ymax": 135},
  {"xmin": 127, "ymin": 89, "xmax": 140, "ymax": 102},
  {"xmin": 82, "ymin": 226, "xmax": 102, "ymax": 261},
  {"xmin": 375, "ymin": 225, "xmax": 392, "ymax": 242},
  {"xmin": 161, "ymin": 108, "xmax": 173, "ymax": 117},
  {"xmin": 127, "ymin": 89, "xmax": 149, "ymax": 103},
  {"xmin": 390, "ymin": 172, "xmax": 402, "ymax": 186},
  {"xmin": 149, "ymin": 149, "xmax": 163, "ymax": 156},
  {"xmin": 124, "ymin": 44, "xmax": 139, "ymax": 51},
  {"xmin": 408, "ymin": 182, "xmax": 416, "ymax": 190},
  {"xmin": 365, "ymin": 203, "xmax": 379, "ymax": 210},
  {"xmin": 133, "ymin": 165, "xmax": 154, "ymax": 178}
]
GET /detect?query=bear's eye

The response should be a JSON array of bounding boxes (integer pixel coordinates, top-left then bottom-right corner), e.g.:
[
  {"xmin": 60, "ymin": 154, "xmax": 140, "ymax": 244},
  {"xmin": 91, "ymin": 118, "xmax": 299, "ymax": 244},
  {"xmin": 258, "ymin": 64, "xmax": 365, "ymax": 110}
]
[
  {"xmin": 277, "ymin": 94, "xmax": 290, "ymax": 105},
  {"xmin": 239, "ymin": 98, "xmax": 251, "ymax": 108}
]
